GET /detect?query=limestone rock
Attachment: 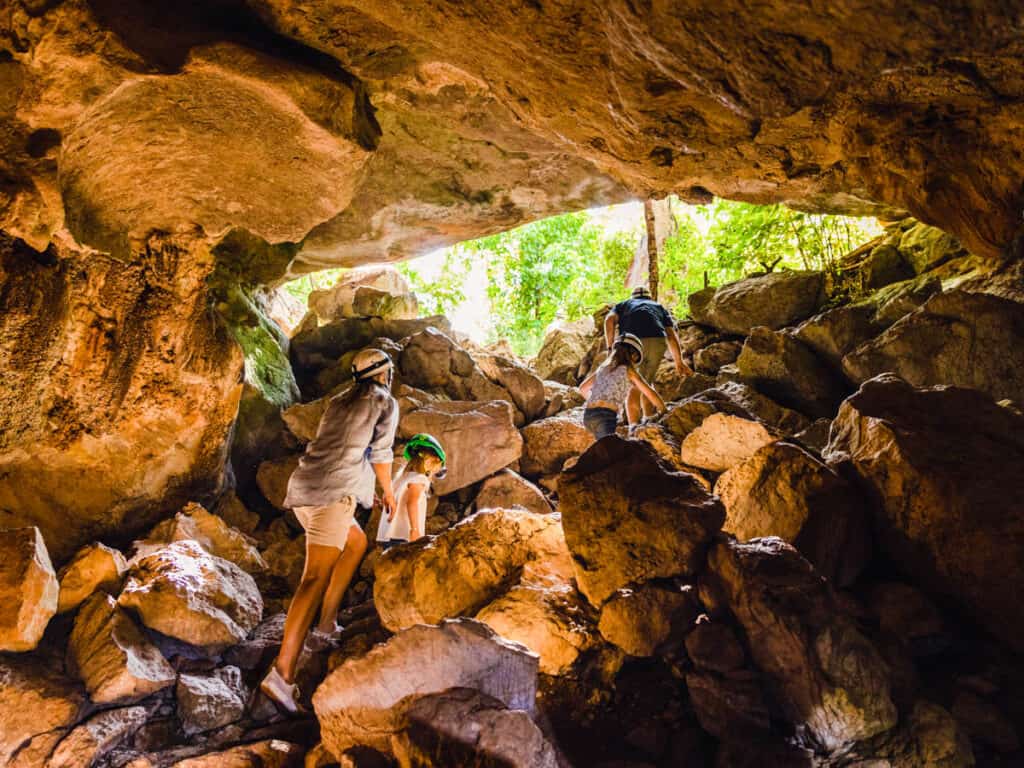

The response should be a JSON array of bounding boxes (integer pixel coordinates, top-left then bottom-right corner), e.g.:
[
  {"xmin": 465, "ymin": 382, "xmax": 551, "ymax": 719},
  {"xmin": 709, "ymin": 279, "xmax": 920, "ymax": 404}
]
[
  {"xmin": 256, "ymin": 454, "xmax": 301, "ymax": 511},
  {"xmin": 824, "ymin": 374, "xmax": 1024, "ymax": 651},
  {"xmin": 705, "ymin": 538, "xmax": 896, "ymax": 751},
  {"xmin": 852, "ymin": 700, "xmax": 973, "ymax": 767},
  {"xmin": 309, "ymin": 266, "xmax": 418, "ymax": 323},
  {"xmin": 677, "ymin": 323, "xmax": 723, "ymax": 355},
  {"xmin": 687, "ymin": 271, "xmax": 825, "ymax": 335},
  {"xmin": 474, "ymin": 351, "xmax": 547, "ymax": 422},
  {"xmin": 680, "ymin": 413, "xmax": 777, "ymax": 473},
  {"xmin": 176, "ymin": 666, "xmax": 247, "ymax": 735},
  {"xmin": 597, "ymin": 584, "xmax": 699, "ymax": 657},
  {"xmin": 793, "ymin": 304, "xmax": 882, "ymax": 370},
  {"xmin": 842, "ymin": 291, "xmax": 1024, "ymax": 405},
  {"xmin": 373, "ymin": 508, "xmax": 567, "ymax": 631},
  {"xmin": 899, "ymin": 221, "xmax": 967, "ymax": 274},
  {"xmin": 871, "ymin": 274, "xmax": 943, "ymax": 326},
  {"xmin": 47, "ymin": 706, "xmax": 147, "ymax": 768},
  {"xmin": 118, "ymin": 541, "xmax": 263, "ymax": 649},
  {"xmin": 540, "ymin": 380, "xmax": 585, "ymax": 418},
  {"xmin": 392, "ymin": 688, "xmax": 559, "ymax": 768},
  {"xmin": 861, "ymin": 243, "xmax": 914, "ymax": 289},
  {"xmin": 558, "ymin": 437, "xmax": 724, "ymax": 606},
  {"xmin": 629, "ymin": 422, "xmax": 711, "ymax": 487},
  {"xmin": 532, "ymin": 317, "xmax": 596, "ymax": 385},
  {"xmin": 685, "ymin": 619, "xmax": 746, "ymax": 675},
  {"xmin": 68, "ymin": 592, "xmax": 176, "ymax": 705},
  {"xmin": 736, "ymin": 327, "xmax": 849, "ymax": 418},
  {"xmin": 475, "ymin": 470, "xmax": 553, "ymax": 515},
  {"xmin": 694, "ymin": 341, "xmax": 743, "ymax": 375},
  {"xmin": 660, "ymin": 383, "xmax": 808, "ymax": 445},
  {"xmin": 172, "ymin": 740, "xmax": 305, "ymax": 768},
  {"xmin": 520, "ymin": 408, "xmax": 595, "ymax": 477},
  {"xmin": 715, "ymin": 441, "xmax": 870, "ymax": 586},
  {"xmin": 212, "ymin": 491, "xmax": 261, "ymax": 534},
  {"xmin": 313, "ymin": 619, "xmax": 539, "ymax": 759},
  {"xmin": 138, "ymin": 503, "xmax": 266, "ymax": 574},
  {"xmin": 399, "ymin": 400, "xmax": 522, "ymax": 495},
  {"xmin": 713, "ymin": 381, "xmax": 812, "ymax": 435},
  {"xmin": 0, "ymin": 526, "xmax": 58, "ymax": 651},
  {"xmin": 686, "ymin": 671, "xmax": 771, "ymax": 741},
  {"xmin": 57, "ymin": 542, "xmax": 126, "ymax": 615},
  {"xmin": 476, "ymin": 582, "xmax": 598, "ymax": 675},
  {"xmin": 0, "ymin": 655, "xmax": 86, "ymax": 766}
]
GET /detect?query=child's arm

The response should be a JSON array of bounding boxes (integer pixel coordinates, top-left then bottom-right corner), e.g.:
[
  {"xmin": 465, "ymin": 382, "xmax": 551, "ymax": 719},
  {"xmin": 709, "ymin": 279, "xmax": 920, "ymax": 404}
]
[
  {"xmin": 628, "ymin": 367, "xmax": 666, "ymax": 413},
  {"xmin": 404, "ymin": 483, "xmax": 426, "ymax": 540},
  {"xmin": 578, "ymin": 371, "xmax": 596, "ymax": 397}
]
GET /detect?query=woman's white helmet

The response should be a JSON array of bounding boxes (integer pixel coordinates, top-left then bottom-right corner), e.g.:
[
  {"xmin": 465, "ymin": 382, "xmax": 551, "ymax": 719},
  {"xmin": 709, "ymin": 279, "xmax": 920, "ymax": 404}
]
[
  {"xmin": 616, "ymin": 333, "xmax": 645, "ymax": 362},
  {"xmin": 351, "ymin": 348, "xmax": 393, "ymax": 382}
]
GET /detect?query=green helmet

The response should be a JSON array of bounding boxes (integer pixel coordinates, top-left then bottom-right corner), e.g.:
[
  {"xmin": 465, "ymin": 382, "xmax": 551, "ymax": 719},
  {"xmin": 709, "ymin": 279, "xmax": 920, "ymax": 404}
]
[{"xmin": 403, "ymin": 433, "xmax": 446, "ymax": 465}]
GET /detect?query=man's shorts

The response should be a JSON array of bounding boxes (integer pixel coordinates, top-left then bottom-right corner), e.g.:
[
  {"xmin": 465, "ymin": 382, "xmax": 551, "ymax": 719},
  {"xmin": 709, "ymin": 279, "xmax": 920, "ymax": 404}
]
[
  {"xmin": 292, "ymin": 495, "xmax": 357, "ymax": 550},
  {"xmin": 638, "ymin": 336, "xmax": 668, "ymax": 383}
]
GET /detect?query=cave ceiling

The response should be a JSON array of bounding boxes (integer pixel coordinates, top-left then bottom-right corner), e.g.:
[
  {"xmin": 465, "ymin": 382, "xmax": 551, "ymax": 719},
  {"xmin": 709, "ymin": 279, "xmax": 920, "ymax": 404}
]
[{"xmin": 2, "ymin": 0, "xmax": 1023, "ymax": 277}]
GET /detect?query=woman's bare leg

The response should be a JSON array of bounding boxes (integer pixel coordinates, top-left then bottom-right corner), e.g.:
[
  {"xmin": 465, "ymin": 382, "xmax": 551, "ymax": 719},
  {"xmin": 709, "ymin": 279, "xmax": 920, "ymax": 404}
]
[
  {"xmin": 274, "ymin": 542, "xmax": 341, "ymax": 682},
  {"xmin": 317, "ymin": 524, "xmax": 368, "ymax": 633}
]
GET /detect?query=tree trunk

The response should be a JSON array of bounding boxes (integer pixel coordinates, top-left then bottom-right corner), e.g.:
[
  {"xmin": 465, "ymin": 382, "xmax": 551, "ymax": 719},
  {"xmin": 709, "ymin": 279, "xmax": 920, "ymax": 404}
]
[{"xmin": 644, "ymin": 198, "xmax": 659, "ymax": 300}]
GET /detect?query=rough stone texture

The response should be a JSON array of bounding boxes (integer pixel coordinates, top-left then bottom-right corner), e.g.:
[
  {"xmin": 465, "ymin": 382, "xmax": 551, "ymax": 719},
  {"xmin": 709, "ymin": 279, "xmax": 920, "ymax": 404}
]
[
  {"xmin": 871, "ymin": 274, "xmax": 944, "ymax": 327},
  {"xmin": 597, "ymin": 584, "xmax": 700, "ymax": 657},
  {"xmin": 685, "ymin": 619, "xmax": 747, "ymax": 676},
  {"xmin": 474, "ymin": 351, "xmax": 547, "ymax": 423},
  {"xmin": 0, "ymin": 655, "xmax": 86, "ymax": 766},
  {"xmin": 899, "ymin": 221, "xmax": 967, "ymax": 275},
  {"xmin": 68, "ymin": 592, "xmax": 176, "ymax": 705},
  {"xmin": 559, "ymin": 437, "xmax": 724, "ymax": 606},
  {"xmin": 680, "ymin": 413, "xmax": 778, "ymax": 473},
  {"xmin": 57, "ymin": 542, "xmax": 128, "ymax": 614},
  {"xmin": 629, "ymin": 422, "xmax": 711, "ymax": 487},
  {"xmin": 694, "ymin": 341, "xmax": 743, "ymax": 375},
  {"xmin": 309, "ymin": 265, "xmax": 417, "ymax": 323},
  {"xmin": 0, "ymin": 526, "xmax": 59, "ymax": 652},
  {"xmin": 398, "ymin": 400, "xmax": 523, "ymax": 495},
  {"xmin": 172, "ymin": 740, "xmax": 305, "ymax": 768},
  {"xmin": 706, "ymin": 538, "xmax": 897, "ymax": 752},
  {"xmin": 118, "ymin": 541, "xmax": 263, "ymax": 649},
  {"xmin": 373, "ymin": 508, "xmax": 567, "ymax": 631},
  {"xmin": 176, "ymin": 666, "xmax": 247, "ymax": 735},
  {"xmin": 842, "ymin": 290, "xmax": 1024, "ymax": 405},
  {"xmin": 686, "ymin": 671, "xmax": 771, "ymax": 741},
  {"xmin": 474, "ymin": 470, "xmax": 553, "ymax": 515},
  {"xmin": 399, "ymin": 329, "xmax": 514, "ymax": 412},
  {"xmin": 137, "ymin": 502, "xmax": 266, "ymax": 574},
  {"xmin": 46, "ymin": 706, "xmax": 147, "ymax": 768},
  {"xmin": 824, "ymin": 374, "xmax": 1024, "ymax": 651},
  {"xmin": 0, "ymin": 234, "xmax": 243, "ymax": 561},
  {"xmin": 313, "ymin": 619, "xmax": 539, "ymax": 760},
  {"xmin": 256, "ymin": 454, "xmax": 301, "ymax": 511},
  {"xmin": 688, "ymin": 271, "xmax": 825, "ymax": 335},
  {"xmin": 715, "ymin": 441, "xmax": 870, "ymax": 586},
  {"xmin": 736, "ymin": 327, "xmax": 849, "ymax": 418},
  {"xmin": 520, "ymin": 408, "xmax": 595, "ymax": 477},
  {"xmin": 392, "ymin": 688, "xmax": 559, "ymax": 768},
  {"xmin": 532, "ymin": 318, "xmax": 596, "ymax": 385},
  {"xmin": 793, "ymin": 303, "xmax": 882, "ymax": 371},
  {"xmin": 540, "ymin": 380, "xmax": 585, "ymax": 418},
  {"xmin": 850, "ymin": 700, "xmax": 974, "ymax": 768}
]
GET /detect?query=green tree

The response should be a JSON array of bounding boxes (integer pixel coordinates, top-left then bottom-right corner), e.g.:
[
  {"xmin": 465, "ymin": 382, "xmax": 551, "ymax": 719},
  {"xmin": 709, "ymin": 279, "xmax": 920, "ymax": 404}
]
[{"xmin": 398, "ymin": 247, "xmax": 473, "ymax": 316}]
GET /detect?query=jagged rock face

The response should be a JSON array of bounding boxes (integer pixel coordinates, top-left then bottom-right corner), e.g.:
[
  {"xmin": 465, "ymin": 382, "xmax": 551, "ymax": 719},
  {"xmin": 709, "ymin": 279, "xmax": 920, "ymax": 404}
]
[
  {"xmin": 688, "ymin": 271, "xmax": 825, "ymax": 335},
  {"xmin": 0, "ymin": 526, "xmax": 58, "ymax": 651},
  {"xmin": 57, "ymin": 542, "xmax": 127, "ymax": 614},
  {"xmin": 0, "ymin": 654, "xmax": 86, "ymax": 766}
]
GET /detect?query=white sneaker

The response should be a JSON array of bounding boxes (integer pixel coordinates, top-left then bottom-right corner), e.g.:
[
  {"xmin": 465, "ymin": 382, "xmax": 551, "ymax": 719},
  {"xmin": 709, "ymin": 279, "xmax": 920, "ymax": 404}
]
[{"xmin": 259, "ymin": 666, "xmax": 300, "ymax": 714}]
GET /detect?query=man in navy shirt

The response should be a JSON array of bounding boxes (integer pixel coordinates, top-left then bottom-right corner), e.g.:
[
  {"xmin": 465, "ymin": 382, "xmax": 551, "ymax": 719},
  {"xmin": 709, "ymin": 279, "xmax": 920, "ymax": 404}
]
[{"xmin": 604, "ymin": 286, "xmax": 691, "ymax": 416}]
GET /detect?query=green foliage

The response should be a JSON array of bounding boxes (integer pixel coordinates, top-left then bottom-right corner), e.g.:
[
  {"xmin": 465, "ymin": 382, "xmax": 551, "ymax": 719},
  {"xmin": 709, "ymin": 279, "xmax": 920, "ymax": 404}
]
[
  {"xmin": 398, "ymin": 248, "xmax": 473, "ymax": 316},
  {"xmin": 280, "ymin": 268, "xmax": 345, "ymax": 305}
]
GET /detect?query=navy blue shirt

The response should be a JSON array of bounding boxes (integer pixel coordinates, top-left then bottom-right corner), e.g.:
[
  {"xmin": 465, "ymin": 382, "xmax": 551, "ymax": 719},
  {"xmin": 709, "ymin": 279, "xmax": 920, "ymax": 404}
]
[{"xmin": 613, "ymin": 298, "xmax": 674, "ymax": 338}]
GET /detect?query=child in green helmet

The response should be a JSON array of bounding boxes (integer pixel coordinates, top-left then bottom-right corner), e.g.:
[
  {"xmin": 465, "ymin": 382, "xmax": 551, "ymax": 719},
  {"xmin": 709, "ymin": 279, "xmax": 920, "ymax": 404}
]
[{"xmin": 376, "ymin": 433, "xmax": 447, "ymax": 550}]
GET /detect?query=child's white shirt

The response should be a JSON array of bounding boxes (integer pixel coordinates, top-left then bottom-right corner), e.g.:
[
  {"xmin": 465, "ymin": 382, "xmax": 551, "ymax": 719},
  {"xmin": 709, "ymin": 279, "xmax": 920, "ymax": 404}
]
[{"xmin": 376, "ymin": 468, "xmax": 430, "ymax": 542}]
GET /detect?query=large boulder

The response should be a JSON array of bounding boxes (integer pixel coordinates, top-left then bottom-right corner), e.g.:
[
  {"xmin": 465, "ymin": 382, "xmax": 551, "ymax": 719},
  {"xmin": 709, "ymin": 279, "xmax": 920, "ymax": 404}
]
[
  {"xmin": 0, "ymin": 526, "xmax": 58, "ymax": 652},
  {"xmin": 0, "ymin": 655, "xmax": 86, "ymax": 766},
  {"xmin": 68, "ymin": 592, "xmax": 176, "ymax": 705},
  {"xmin": 679, "ymin": 412, "xmax": 778, "ymax": 473},
  {"xmin": 46, "ymin": 706, "xmax": 148, "ymax": 768},
  {"xmin": 57, "ymin": 543, "xmax": 127, "ymax": 614},
  {"xmin": 308, "ymin": 265, "xmax": 416, "ymax": 323},
  {"xmin": 172, "ymin": 740, "xmax": 305, "ymax": 768},
  {"xmin": 117, "ymin": 541, "xmax": 263, "ymax": 649},
  {"xmin": 694, "ymin": 341, "xmax": 743, "ymax": 375},
  {"xmin": 313, "ymin": 619, "xmax": 539, "ymax": 760},
  {"xmin": 705, "ymin": 538, "xmax": 896, "ymax": 752},
  {"xmin": 374, "ymin": 508, "xmax": 568, "ymax": 631},
  {"xmin": 842, "ymin": 291, "xmax": 1024, "ymax": 405},
  {"xmin": 736, "ymin": 327, "xmax": 849, "ymax": 418},
  {"xmin": 475, "ymin": 470, "xmax": 553, "ymax": 515},
  {"xmin": 661, "ymin": 382, "xmax": 809, "ymax": 445},
  {"xmin": 558, "ymin": 437, "xmax": 724, "ymax": 606},
  {"xmin": 399, "ymin": 328, "xmax": 504, "ymax": 400},
  {"xmin": 176, "ymin": 666, "xmax": 248, "ymax": 735},
  {"xmin": 540, "ymin": 380, "xmax": 585, "ymax": 418},
  {"xmin": 255, "ymin": 454, "xmax": 301, "ymax": 511},
  {"xmin": 475, "ymin": 352, "xmax": 547, "ymax": 423},
  {"xmin": 597, "ymin": 583, "xmax": 700, "ymax": 657},
  {"xmin": 532, "ymin": 317, "xmax": 596, "ymax": 385},
  {"xmin": 848, "ymin": 700, "xmax": 974, "ymax": 767},
  {"xmin": 399, "ymin": 400, "xmax": 523, "ymax": 495},
  {"xmin": 824, "ymin": 374, "xmax": 1024, "ymax": 651},
  {"xmin": 687, "ymin": 271, "xmax": 825, "ymax": 335},
  {"xmin": 136, "ymin": 502, "xmax": 266, "ymax": 574},
  {"xmin": 793, "ymin": 304, "xmax": 882, "ymax": 370},
  {"xmin": 519, "ymin": 408, "xmax": 595, "ymax": 477},
  {"xmin": 714, "ymin": 441, "xmax": 870, "ymax": 586},
  {"xmin": 898, "ymin": 221, "xmax": 966, "ymax": 274},
  {"xmin": 392, "ymin": 688, "xmax": 559, "ymax": 768}
]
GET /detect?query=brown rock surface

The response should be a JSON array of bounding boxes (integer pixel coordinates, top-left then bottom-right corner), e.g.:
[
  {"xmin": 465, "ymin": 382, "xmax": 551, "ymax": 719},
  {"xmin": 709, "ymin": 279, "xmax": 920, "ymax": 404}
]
[
  {"xmin": 0, "ymin": 526, "xmax": 59, "ymax": 651},
  {"xmin": 474, "ymin": 469, "xmax": 553, "ymax": 515},
  {"xmin": 57, "ymin": 543, "xmax": 128, "ymax": 614},
  {"xmin": 687, "ymin": 271, "xmax": 825, "ymax": 335},
  {"xmin": 308, "ymin": 265, "xmax": 418, "ymax": 323},
  {"xmin": 176, "ymin": 667, "xmax": 247, "ymax": 735},
  {"xmin": 715, "ymin": 441, "xmax": 870, "ymax": 586},
  {"xmin": 118, "ymin": 541, "xmax": 263, "ymax": 649},
  {"xmin": 842, "ymin": 290, "xmax": 1024, "ymax": 404},
  {"xmin": 680, "ymin": 412, "xmax": 778, "ymax": 472},
  {"xmin": 373, "ymin": 508, "xmax": 567, "ymax": 631},
  {"xmin": 824, "ymin": 373, "xmax": 1024, "ymax": 651},
  {"xmin": 68, "ymin": 592, "xmax": 176, "ymax": 705},
  {"xmin": 705, "ymin": 538, "xmax": 896, "ymax": 752},
  {"xmin": 0, "ymin": 655, "xmax": 86, "ymax": 766},
  {"xmin": 694, "ymin": 341, "xmax": 743, "ymax": 375},
  {"xmin": 172, "ymin": 740, "xmax": 305, "ymax": 768},
  {"xmin": 597, "ymin": 584, "xmax": 700, "ymax": 657},
  {"xmin": 256, "ymin": 455, "xmax": 301, "ymax": 511},
  {"xmin": 532, "ymin": 318, "xmax": 596, "ymax": 385},
  {"xmin": 398, "ymin": 400, "xmax": 522, "ymax": 495},
  {"xmin": 47, "ymin": 706, "xmax": 148, "ymax": 768},
  {"xmin": 138, "ymin": 503, "xmax": 266, "ymax": 574},
  {"xmin": 313, "ymin": 619, "xmax": 539, "ymax": 760},
  {"xmin": 520, "ymin": 408, "xmax": 595, "ymax": 477},
  {"xmin": 793, "ymin": 303, "xmax": 882, "ymax": 371},
  {"xmin": 558, "ymin": 437, "xmax": 724, "ymax": 606}
]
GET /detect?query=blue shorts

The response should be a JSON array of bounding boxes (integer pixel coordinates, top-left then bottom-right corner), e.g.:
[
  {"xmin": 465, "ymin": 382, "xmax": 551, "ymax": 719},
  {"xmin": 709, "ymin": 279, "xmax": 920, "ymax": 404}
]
[{"xmin": 583, "ymin": 407, "xmax": 619, "ymax": 439}]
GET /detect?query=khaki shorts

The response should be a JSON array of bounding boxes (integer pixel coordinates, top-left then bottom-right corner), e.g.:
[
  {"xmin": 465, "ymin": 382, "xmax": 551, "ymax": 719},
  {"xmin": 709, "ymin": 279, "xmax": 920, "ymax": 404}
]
[
  {"xmin": 293, "ymin": 496, "xmax": 357, "ymax": 550},
  {"xmin": 638, "ymin": 336, "xmax": 667, "ymax": 383}
]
